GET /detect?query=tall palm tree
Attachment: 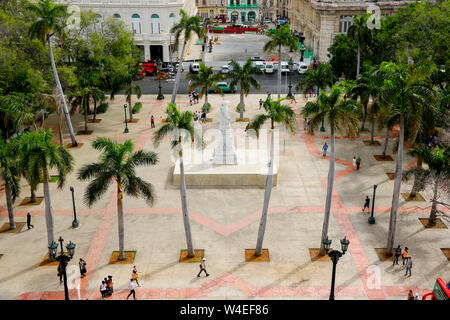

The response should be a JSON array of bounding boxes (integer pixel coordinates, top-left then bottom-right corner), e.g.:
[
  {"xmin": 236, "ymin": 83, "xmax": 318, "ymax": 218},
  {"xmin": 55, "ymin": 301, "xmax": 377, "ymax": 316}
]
[
  {"xmin": 186, "ymin": 62, "xmax": 225, "ymax": 113},
  {"xmin": 347, "ymin": 13, "xmax": 372, "ymax": 76},
  {"xmin": 247, "ymin": 97, "xmax": 296, "ymax": 256},
  {"xmin": 377, "ymin": 62, "xmax": 436, "ymax": 255},
  {"xmin": 403, "ymin": 145, "xmax": 450, "ymax": 226},
  {"xmin": 228, "ymin": 59, "xmax": 262, "ymax": 120},
  {"xmin": 15, "ymin": 129, "xmax": 74, "ymax": 255},
  {"xmin": 263, "ymin": 24, "xmax": 298, "ymax": 99},
  {"xmin": 153, "ymin": 103, "xmax": 197, "ymax": 257},
  {"xmin": 301, "ymin": 86, "xmax": 360, "ymax": 255},
  {"xmin": 170, "ymin": 9, "xmax": 204, "ymax": 104},
  {"xmin": 26, "ymin": 0, "xmax": 78, "ymax": 147},
  {"xmin": 78, "ymin": 138, "xmax": 158, "ymax": 260}
]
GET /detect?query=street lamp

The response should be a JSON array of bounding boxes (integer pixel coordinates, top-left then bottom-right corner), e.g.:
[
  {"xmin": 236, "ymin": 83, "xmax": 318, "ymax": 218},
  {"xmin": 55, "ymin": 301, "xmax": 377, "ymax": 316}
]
[
  {"xmin": 287, "ymin": 58, "xmax": 294, "ymax": 99},
  {"xmin": 48, "ymin": 236, "xmax": 76, "ymax": 300},
  {"xmin": 69, "ymin": 186, "xmax": 78, "ymax": 228},
  {"xmin": 156, "ymin": 58, "xmax": 164, "ymax": 100},
  {"xmin": 323, "ymin": 236, "xmax": 350, "ymax": 300},
  {"xmin": 123, "ymin": 104, "xmax": 129, "ymax": 133},
  {"xmin": 300, "ymin": 47, "xmax": 306, "ymax": 62},
  {"xmin": 368, "ymin": 184, "xmax": 378, "ymax": 224}
]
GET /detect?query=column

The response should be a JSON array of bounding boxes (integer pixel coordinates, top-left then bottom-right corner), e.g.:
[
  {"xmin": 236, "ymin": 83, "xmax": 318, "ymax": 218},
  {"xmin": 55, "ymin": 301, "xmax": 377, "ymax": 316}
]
[
  {"xmin": 163, "ymin": 43, "xmax": 170, "ymax": 62},
  {"xmin": 318, "ymin": 12, "xmax": 335, "ymax": 62},
  {"xmin": 144, "ymin": 44, "xmax": 150, "ymax": 61}
]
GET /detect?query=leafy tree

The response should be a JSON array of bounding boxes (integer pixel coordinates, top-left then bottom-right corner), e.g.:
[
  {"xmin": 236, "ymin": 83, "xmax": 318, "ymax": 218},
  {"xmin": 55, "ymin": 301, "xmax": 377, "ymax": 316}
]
[
  {"xmin": 227, "ymin": 59, "xmax": 262, "ymax": 120},
  {"xmin": 347, "ymin": 13, "xmax": 372, "ymax": 76},
  {"xmin": 263, "ymin": 24, "xmax": 298, "ymax": 99},
  {"xmin": 301, "ymin": 86, "xmax": 360, "ymax": 255},
  {"xmin": 186, "ymin": 62, "xmax": 225, "ymax": 113},
  {"xmin": 327, "ymin": 34, "xmax": 357, "ymax": 80},
  {"xmin": 78, "ymin": 138, "xmax": 158, "ymax": 260}
]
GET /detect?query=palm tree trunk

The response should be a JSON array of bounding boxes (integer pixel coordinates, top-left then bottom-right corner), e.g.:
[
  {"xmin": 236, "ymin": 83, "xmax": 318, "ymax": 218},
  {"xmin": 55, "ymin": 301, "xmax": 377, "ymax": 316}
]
[
  {"xmin": 409, "ymin": 157, "xmax": 423, "ymax": 198},
  {"xmin": 204, "ymin": 88, "xmax": 208, "ymax": 113},
  {"xmin": 128, "ymin": 95, "xmax": 133, "ymax": 122},
  {"xmin": 5, "ymin": 183, "xmax": 15, "ymax": 230},
  {"xmin": 240, "ymin": 90, "xmax": 244, "ymax": 120},
  {"xmin": 84, "ymin": 97, "xmax": 88, "ymax": 133},
  {"xmin": 255, "ymin": 129, "xmax": 275, "ymax": 256},
  {"xmin": 30, "ymin": 186, "xmax": 37, "ymax": 203},
  {"xmin": 117, "ymin": 183, "xmax": 126, "ymax": 260},
  {"xmin": 382, "ymin": 127, "xmax": 390, "ymax": 157},
  {"xmin": 48, "ymin": 37, "xmax": 77, "ymax": 147},
  {"xmin": 360, "ymin": 102, "xmax": 367, "ymax": 131},
  {"xmin": 179, "ymin": 148, "xmax": 194, "ymax": 257},
  {"xmin": 93, "ymin": 97, "xmax": 97, "ymax": 121},
  {"xmin": 428, "ymin": 177, "xmax": 439, "ymax": 227},
  {"xmin": 171, "ymin": 40, "xmax": 187, "ymax": 104},
  {"xmin": 277, "ymin": 45, "xmax": 282, "ymax": 99},
  {"xmin": 43, "ymin": 167, "xmax": 55, "ymax": 254},
  {"xmin": 386, "ymin": 114, "xmax": 404, "ymax": 255},
  {"xmin": 319, "ymin": 127, "xmax": 335, "ymax": 255},
  {"xmin": 357, "ymin": 45, "xmax": 361, "ymax": 76},
  {"xmin": 56, "ymin": 102, "xmax": 63, "ymax": 146},
  {"xmin": 370, "ymin": 118, "xmax": 375, "ymax": 144}
]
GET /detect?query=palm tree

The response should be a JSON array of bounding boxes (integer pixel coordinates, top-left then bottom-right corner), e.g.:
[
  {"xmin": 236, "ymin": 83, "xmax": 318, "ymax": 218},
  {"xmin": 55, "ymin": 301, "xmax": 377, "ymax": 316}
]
[
  {"xmin": 26, "ymin": 0, "xmax": 78, "ymax": 147},
  {"xmin": 263, "ymin": 24, "xmax": 298, "ymax": 99},
  {"xmin": 247, "ymin": 97, "xmax": 296, "ymax": 256},
  {"xmin": 377, "ymin": 62, "xmax": 436, "ymax": 255},
  {"xmin": 78, "ymin": 138, "xmax": 158, "ymax": 260},
  {"xmin": 403, "ymin": 145, "xmax": 450, "ymax": 226},
  {"xmin": 227, "ymin": 59, "xmax": 262, "ymax": 120},
  {"xmin": 15, "ymin": 129, "xmax": 74, "ymax": 255},
  {"xmin": 153, "ymin": 103, "xmax": 197, "ymax": 257},
  {"xmin": 186, "ymin": 62, "xmax": 225, "ymax": 113},
  {"xmin": 301, "ymin": 86, "xmax": 360, "ymax": 255},
  {"xmin": 347, "ymin": 13, "xmax": 372, "ymax": 76},
  {"xmin": 170, "ymin": 9, "xmax": 204, "ymax": 104}
]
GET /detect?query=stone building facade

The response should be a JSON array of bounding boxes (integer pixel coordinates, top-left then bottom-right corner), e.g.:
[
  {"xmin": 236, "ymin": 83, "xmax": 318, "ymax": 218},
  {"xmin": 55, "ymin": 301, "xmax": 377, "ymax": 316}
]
[
  {"xmin": 58, "ymin": 0, "xmax": 197, "ymax": 62},
  {"xmin": 289, "ymin": 0, "xmax": 416, "ymax": 62},
  {"xmin": 227, "ymin": 0, "xmax": 260, "ymax": 23},
  {"xmin": 195, "ymin": 0, "xmax": 227, "ymax": 20}
]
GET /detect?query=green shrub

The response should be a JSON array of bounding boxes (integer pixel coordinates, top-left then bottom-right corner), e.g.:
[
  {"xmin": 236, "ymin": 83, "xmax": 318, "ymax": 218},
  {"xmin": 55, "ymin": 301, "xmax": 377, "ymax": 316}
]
[
  {"xmin": 235, "ymin": 103, "xmax": 246, "ymax": 112},
  {"xmin": 203, "ymin": 103, "xmax": 211, "ymax": 113},
  {"xmin": 132, "ymin": 102, "xmax": 143, "ymax": 114},
  {"xmin": 97, "ymin": 103, "xmax": 109, "ymax": 114}
]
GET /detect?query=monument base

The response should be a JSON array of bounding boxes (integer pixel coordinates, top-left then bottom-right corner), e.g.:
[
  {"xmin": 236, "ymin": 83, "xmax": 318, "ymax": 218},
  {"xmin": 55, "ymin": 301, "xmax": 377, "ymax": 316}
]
[{"xmin": 173, "ymin": 150, "xmax": 278, "ymax": 187}]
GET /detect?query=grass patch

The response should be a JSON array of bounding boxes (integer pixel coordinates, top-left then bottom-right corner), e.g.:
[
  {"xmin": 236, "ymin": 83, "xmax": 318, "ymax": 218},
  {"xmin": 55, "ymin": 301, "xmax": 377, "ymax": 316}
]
[{"xmin": 109, "ymin": 251, "xmax": 136, "ymax": 264}]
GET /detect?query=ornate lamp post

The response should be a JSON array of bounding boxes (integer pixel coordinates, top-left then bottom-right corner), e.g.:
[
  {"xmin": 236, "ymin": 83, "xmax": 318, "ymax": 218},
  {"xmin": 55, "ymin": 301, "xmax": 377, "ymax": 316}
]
[
  {"xmin": 49, "ymin": 237, "xmax": 76, "ymax": 300},
  {"xmin": 287, "ymin": 58, "xmax": 294, "ymax": 99},
  {"xmin": 300, "ymin": 47, "xmax": 306, "ymax": 62},
  {"xmin": 69, "ymin": 186, "xmax": 78, "ymax": 228},
  {"xmin": 323, "ymin": 236, "xmax": 350, "ymax": 300},
  {"xmin": 368, "ymin": 184, "xmax": 378, "ymax": 224},
  {"xmin": 123, "ymin": 104, "xmax": 129, "ymax": 133},
  {"xmin": 157, "ymin": 58, "xmax": 164, "ymax": 100}
]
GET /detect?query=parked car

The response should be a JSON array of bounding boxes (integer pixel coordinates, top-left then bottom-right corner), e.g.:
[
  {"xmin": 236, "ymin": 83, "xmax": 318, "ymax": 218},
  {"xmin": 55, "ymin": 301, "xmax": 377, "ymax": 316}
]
[
  {"xmin": 280, "ymin": 61, "xmax": 290, "ymax": 74},
  {"xmin": 221, "ymin": 65, "xmax": 230, "ymax": 74},
  {"xmin": 250, "ymin": 56, "xmax": 264, "ymax": 61},
  {"xmin": 254, "ymin": 61, "xmax": 265, "ymax": 72},
  {"xmin": 191, "ymin": 62, "xmax": 200, "ymax": 73},
  {"xmin": 297, "ymin": 63, "xmax": 309, "ymax": 74},
  {"xmin": 208, "ymin": 81, "xmax": 236, "ymax": 93},
  {"xmin": 265, "ymin": 62, "xmax": 274, "ymax": 74}
]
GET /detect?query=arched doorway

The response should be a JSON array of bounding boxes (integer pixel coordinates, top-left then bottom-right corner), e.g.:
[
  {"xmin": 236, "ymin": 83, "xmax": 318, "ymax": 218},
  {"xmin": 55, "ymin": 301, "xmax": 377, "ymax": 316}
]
[
  {"xmin": 248, "ymin": 11, "xmax": 256, "ymax": 22},
  {"xmin": 241, "ymin": 12, "xmax": 246, "ymax": 23},
  {"xmin": 231, "ymin": 12, "xmax": 238, "ymax": 23}
]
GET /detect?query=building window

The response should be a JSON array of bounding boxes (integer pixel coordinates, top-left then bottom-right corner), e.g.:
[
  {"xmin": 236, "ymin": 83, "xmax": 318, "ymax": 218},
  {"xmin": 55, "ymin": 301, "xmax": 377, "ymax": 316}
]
[
  {"xmin": 230, "ymin": 0, "xmax": 234, "ymax": 5},
  {"xmin": 169, "ymin": 13, "xmax": 175, "ymax": 31},
  {"xmin": 113, "ymin": 13, "xmax": 121, "ymax": 19},
  {"xmin": 202, "ymin": 0, "xmax": 206, "ymax": 5},
  {"xmin": 248, "ymin": 0, "xmax": 251, "ymax": 4},
  {"xmin": 131, "ymin": 14, "xmax": 141, "ymax": 34},
  {"xmin": 151, "ymin": 14, "xmax": 160, "ymax": 34},
  {"xmin": 339, "ymin": 15, "xmax": 353, "ymax": 34}
]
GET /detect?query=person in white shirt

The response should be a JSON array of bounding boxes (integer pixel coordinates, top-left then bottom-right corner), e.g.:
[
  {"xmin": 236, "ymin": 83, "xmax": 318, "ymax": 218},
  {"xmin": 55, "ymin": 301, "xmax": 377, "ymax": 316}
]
[
  {"xmin": 197, "ymin": 258, "xmax": 209, "ymax": 277},
  {"xmin": 100, "ymin": 281, "xmax": 107, "ymax": 300},
  {"xmin": 126, "ymin": 279, "xmax": 136, "ymax": 300},
  {"xmin": 352, "ymin": 156, "xmax": 356, "ymax": 170}
]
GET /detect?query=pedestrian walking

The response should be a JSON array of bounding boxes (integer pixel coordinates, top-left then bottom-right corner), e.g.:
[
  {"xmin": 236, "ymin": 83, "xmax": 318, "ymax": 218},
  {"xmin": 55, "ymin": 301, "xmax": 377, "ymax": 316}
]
[
  {"xmin": 291, "ymin": 93, "xmax": 297, "ymax": 103},
  {"xmin": 150, "ymin": 115, "xmax": 155, "ymax": 128},
  {"xmin": 100, "ymin": 281, "xmax": 107, "ymax": 300},
  {"xmin": 393, "ymin": 245, "xmax": 402, "ymax": 265},
  {"xmin": 313, "ymin": 87, "xmax": 317, "ymax": 96},
  {"xmin": 106, "ymin": 275, "xmax": 114, "ymax": 296},
  {"xmin": 407, "ymin": 289, "xmax": 414, "ymax": 300},
  {"xmin": 322, "ymin": 142, "xmax": 328, "ymax": 157},
  {"xmin": 405, "ymin": 256, "xmax": 413, "ymax": 277},
  {"xmin": 26, "ymin": 212, "xmax": 34, "ymax": 229},
  {"xmin": 402, "ymin": 247, "xmax": 409, "ymax": 265},
  {"xmin": 352, "ymin": 156, "xmax": 356, "ymax": 170},
  {"xmin": 259, "ymin": 98, "xmax": 263, "ymax": 109},
  {"xmin": 362, "ymin": 196, "xmax": 370, "ymax": 212},
  {"xmin": 57, "ymin": 263, "xmax": 63, "ymax": 284},
  {"xmin": 189, "ymin": 93, "xmax": 193, "ymax": 105},
  {"xmin": 79, "ymin": 258, "xmax": 87, "ymax": 278},
  {"xmin": 356, "ymin": 156, "xmax": 361, "ymax": 170},
  {"xmin": 126, "ymin": 279, "xmax": 136, "ymax": 300},
  {"xmin": 132, "ymin": 265, "xmax": 140, "ymax": 287},
  {"xmin": 197, "ymin": 258, "xmax": 209, "ymax": 277}
]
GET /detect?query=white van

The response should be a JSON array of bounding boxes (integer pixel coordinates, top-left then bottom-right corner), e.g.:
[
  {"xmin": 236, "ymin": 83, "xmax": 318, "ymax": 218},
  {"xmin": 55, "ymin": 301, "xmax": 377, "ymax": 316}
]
[
  {"xmin": 280, "ymin": 61, "xmax": 290, "ymax": 74},
  {"xmin": 254, "ymin": 61, "xmax": 265, "ymax": 72},
  {"xmin": 297, "ymin": 63, "xmax": 309, "ymax": 74},
  {"xmin": 191, "ymin": 62, "xmax": 200, "ymax": 73},
  {"xmin": 265, "ymin": 62, "xmax": 274, "ymax": 74}
]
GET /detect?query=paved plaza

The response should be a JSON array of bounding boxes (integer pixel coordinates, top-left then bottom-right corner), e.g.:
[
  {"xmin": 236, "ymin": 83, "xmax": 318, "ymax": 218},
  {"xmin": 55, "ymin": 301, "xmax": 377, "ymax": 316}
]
[{"xmin": 0, "ymin": 93, "xmax": 449, "ymax": 300}]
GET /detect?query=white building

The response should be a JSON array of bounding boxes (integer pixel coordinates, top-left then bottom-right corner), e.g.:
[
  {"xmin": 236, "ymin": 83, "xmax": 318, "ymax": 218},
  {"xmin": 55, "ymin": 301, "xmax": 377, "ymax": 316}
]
[{"xmin": 59, "ymin": 0, "xmax": 197, "ymax": 62}]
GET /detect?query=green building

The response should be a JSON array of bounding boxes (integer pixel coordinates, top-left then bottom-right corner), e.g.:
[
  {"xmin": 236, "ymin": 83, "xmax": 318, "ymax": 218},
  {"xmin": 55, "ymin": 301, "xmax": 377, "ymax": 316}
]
[{"xmin": 227, "ymin": 0, "xmax": 259, "ymax": 23}]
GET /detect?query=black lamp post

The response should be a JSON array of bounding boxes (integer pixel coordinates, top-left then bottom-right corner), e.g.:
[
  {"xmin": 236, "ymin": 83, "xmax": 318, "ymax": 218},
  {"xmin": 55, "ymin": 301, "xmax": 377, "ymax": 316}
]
[
  {"xmin": 123, "ymin": 104, "xmax": 129, "ymax": 133},
  {"xmin": 320, "ymin": 117, "xmax": 325, "ymax": 132},
  {"xmin": 156, "ymin": 58, "xmax": 164, "ymax": 100},
  {"xmin": 300, "ymin": 47, "xmax": 306, "ymax": 62},
  {"xmin": 323, "ymin": 236, "xmax": 350, "ymax": 300},
  {"xmin": 287, "ymin": 58, "xmax": 294, "ymax": 99},
  {"xmin": 69, "ymin": 186, "xmax": 78, "ymax": 228},
  {"xmin": 49, "ymin": 237, "xmax": 76, "ymax": 300},
  {"xmin": 368, "ymin": 184, "xmax": 378, "ymax": 224}
]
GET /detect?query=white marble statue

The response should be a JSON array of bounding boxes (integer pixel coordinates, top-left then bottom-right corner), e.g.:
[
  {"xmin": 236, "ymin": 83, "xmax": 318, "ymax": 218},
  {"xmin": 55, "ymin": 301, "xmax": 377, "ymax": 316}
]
[{"xmin": 213, "ymin": 100, "xmax": 238, "ymax": 165}]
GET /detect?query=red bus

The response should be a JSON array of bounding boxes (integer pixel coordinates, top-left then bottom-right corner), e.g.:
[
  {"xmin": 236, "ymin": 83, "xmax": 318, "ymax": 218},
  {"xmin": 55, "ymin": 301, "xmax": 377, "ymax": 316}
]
[{"xmin": 422, "ymin": 278, "xmax": 450, "ymax": 300}]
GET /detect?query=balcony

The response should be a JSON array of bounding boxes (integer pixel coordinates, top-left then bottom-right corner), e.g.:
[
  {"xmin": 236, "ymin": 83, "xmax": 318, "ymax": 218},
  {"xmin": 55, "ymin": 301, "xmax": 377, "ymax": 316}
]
[{"xmin": 228, "ymin": 3, "xmax": 259, "ymax": 9}]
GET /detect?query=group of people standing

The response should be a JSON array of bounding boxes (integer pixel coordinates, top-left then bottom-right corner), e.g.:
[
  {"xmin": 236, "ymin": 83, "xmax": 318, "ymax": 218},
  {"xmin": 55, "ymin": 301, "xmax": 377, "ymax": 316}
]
[
  {"xmin": 189, "ymin": 90, "xmax": 199, "ymax": 105},
  {"xmin": 194, "ymin": 110, "xmax": 207, "ymax": 123}
]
